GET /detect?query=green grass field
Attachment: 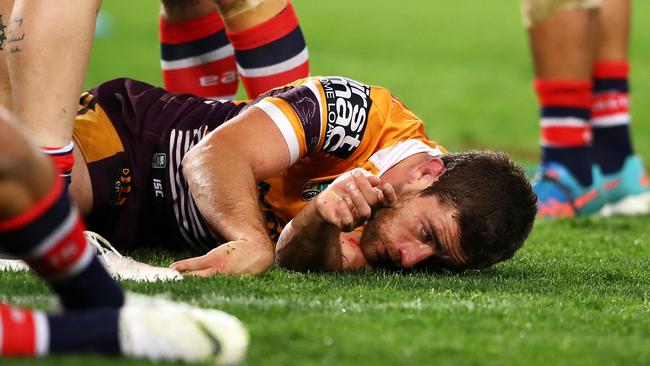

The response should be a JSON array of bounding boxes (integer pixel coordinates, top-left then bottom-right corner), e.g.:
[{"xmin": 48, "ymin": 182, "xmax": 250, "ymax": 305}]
[{"xmin": 2, "ymin": 1, "xmax": 650, "ymax": 365}]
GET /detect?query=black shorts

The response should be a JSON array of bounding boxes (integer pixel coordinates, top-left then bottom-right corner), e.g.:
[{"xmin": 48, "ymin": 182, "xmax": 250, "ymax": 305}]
[{"xmin": 74, "ymin": 78, "xmax": 246, "ymax": 252}]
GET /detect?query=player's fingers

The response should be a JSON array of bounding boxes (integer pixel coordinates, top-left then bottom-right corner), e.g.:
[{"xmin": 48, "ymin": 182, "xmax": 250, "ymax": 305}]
[
  {"xmin": 366, "ymin": 173, "xmax": 381, "ymax": 187},
  {"xmin": 373, "ymin": 187, "xmax": 384, "ymax": 203},
  {"xmin": 381, "ymin": 183, "xmax": 397, "ymax": 207},
  {"xmin": 348, "ymin": 171, "xmax": 377, "ymax": 206},
  {"xmin": 352, "ymin": 171, "xmax": 381, "ymax": 206},
  {"xmin": 170, "ymin": 255, "xmax": 210, "ymax": 272},
  {"xmin": 188, "ymin": 267, "xmax": 221, "ymax": 277},
  {"xmin": 343, "ymin": 195, "xmax": 356, "ymax": 216},
  {"xmin": 349, "ymin": 169, "xmax": 380, "ymax": 186},
  {"xmin": 346, "ymin": 182, "xmax": 372, "ymax": 223},
  {"xmin": 336, "ymin": 195, "xmax": 355, "ymax": 232}
]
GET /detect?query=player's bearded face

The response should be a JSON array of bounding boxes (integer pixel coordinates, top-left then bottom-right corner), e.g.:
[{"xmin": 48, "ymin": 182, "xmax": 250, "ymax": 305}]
[
  {"xmin": 359, "ymin": 190, "xmax": 463, "ymax": 271},
  {"xmin": 359, "ymin": 205, "xmax": 400, "ymax": 270},
  {"xmin": 359, "ymin": 192, "xmax": 420, "ymax": 270}
]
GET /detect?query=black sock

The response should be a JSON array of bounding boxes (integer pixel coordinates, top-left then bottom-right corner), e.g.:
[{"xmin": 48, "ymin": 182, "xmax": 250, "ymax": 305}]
[{"xmin": 48, "ymin": 308, "xmax": 120, "ymax": 354}]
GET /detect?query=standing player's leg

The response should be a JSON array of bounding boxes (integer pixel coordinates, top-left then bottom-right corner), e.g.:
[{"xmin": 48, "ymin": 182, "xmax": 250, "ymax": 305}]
[
  {"xmin": 1, "ymin": 295, "xmax": 248, "ymax": 362},
  {"xmin": 591, "ymin": 0, "xmax": 650, "ymax": 215},
  {"xmin": 160, "ymin": 0, "xmax": 239, "ymax": 99},
  {"xmin": 159, "ymin": 0, "xmax": 309, "ymax": 99},
  {"xmin": 0, "ymin": 108, "xmax": 125, "ymax": 311},
  {"xmin": 218, "ymin": 0, "xmax": 309, "ymax": 98},
  {"xmin": 0, "ymin": 109, "xmax": 248, "ymax": 364},
  {"xmin": 0, "ymin": 0, "xmax": 13, "ymax": 108},
  {"xmin": 5, "ymin": 0, "xmax": 100, "ymax": 187},
  {"xmin": 523, "ymin": 0, "xmax": 605, "ymax": 218}
]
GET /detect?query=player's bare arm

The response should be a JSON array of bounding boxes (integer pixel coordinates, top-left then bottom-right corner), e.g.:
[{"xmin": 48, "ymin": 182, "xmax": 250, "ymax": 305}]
[
  {"xmin": 171, "ymin": 106, "xmax": 292, "ymax": 275},
  {"xmin": 275, "ymin": 170, "xmax": 396, "ymax": 272}
]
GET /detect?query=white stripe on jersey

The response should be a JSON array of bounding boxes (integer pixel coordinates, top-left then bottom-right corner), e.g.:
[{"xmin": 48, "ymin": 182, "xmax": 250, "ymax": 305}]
[
  {"xmin": 254, "ymin": 101, "xmax": 300, "ymax": 165},
  {"xmin": 168, "ymin": 127, "xmax": 219, "ymax": 251},
  {"xmin": 174, "ymin": 129, "xmax": 204, "ymax": 248},
  {"xmin": 540, "ymin": 117, "xmax": 589, "ymax": 127},
  {"xmin": 592, "ymin": 112, "xmax": 630, "ymax": 127},
  {"xmin": 160, "ymin": 44, "xmax": 234, "ymax": 70},
  {"xmin": 184, "ymin": 129, "xmax": 207, "ymax": 240},
  {"xmin": 369, "ymin": 139, "xmax": 442, "ymax": 177},
  {"xmin": 237, "ymin": 47, "xmax": 308, "ymax": 78}
]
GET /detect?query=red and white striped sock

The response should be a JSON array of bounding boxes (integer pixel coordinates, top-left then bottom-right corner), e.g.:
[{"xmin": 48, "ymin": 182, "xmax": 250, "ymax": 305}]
[
  {"xmin": 591, "ymin": 61, "xmax": 634, "ymax": 174},
  {"xmin": 41, "ymin": 142, "xmax": 74, "ymax": 189},
  {"xmin": 534, "ymin": 79, "xmax": 594, "ymax": 186},
  {"xmin": 0, "ymin": 303, "xmax": 121, "ymax": 356},
  {"xmin": 227, "ymin": 1, "xmax": 309, "ymax": 98},
  {"xmin": 160, "ymin": 11, "xmax": 238, "ymax": 99},
  {"xmin": 0, "ymin": 303, "xmax": 49, "ymax": 357}
]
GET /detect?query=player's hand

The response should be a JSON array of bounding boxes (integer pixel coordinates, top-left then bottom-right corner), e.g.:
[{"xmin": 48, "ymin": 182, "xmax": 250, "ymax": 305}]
[
  {"xmin": 170, "ymin": 239, "xmax": 274, "ymax": 276},
  {"xmin": 315, "ymin": 169, "xmax": 396, "ymax": 232}
]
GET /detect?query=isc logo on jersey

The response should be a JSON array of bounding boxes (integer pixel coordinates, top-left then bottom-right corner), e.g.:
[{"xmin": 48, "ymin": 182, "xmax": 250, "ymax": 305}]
[{"xmin": 321, "ymin": 77, "xmax": 372, "ymax": 159}]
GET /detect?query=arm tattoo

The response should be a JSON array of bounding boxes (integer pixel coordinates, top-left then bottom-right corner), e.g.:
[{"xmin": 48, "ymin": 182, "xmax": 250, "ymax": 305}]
[{"xmin": 8, "ymin": 17, "xmax": 25, "ymax": 53}]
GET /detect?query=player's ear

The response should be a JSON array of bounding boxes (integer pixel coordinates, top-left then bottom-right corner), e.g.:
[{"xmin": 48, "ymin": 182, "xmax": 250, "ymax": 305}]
[
  {"xmin": 404, "ymin": 157, "xmax": 445, "ymax": 191},
  {"xmin": 415, "ymin": 157, "xmax": 445, "ymax": 181}
]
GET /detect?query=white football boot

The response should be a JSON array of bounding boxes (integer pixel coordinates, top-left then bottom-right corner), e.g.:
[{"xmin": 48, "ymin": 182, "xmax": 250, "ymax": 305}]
[
  {"xmin": 0, "ymin": 232, "xmax": 183, "ymax": 283},
  {"xmin": 85, "ymin": 231, "xmax": 183, "ymax": 282},
  {"xmin": 119, "ymin": 293, "xmax": 249, "ymax": 365}
]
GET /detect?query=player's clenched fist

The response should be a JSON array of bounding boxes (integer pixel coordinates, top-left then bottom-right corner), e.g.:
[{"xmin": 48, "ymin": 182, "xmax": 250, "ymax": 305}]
[{"xmin": 315, "ymin": 169, "xmax": 396, "ymax": 232}]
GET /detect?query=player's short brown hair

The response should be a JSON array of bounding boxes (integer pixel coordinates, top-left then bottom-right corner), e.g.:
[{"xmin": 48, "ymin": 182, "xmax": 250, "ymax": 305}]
[{"xmin": 420, "ymin": 151, "xmax": 537, "ymax": 271}]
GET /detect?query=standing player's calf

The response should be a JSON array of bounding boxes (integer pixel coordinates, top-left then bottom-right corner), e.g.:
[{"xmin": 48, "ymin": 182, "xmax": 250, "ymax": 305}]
[
  {"xmin": 0, "ymin": 108, "xmax": 248, "ymax": 364},
  {"xmin": 159, "ymin": 0, "xmax": 309, "ymax": 99}
]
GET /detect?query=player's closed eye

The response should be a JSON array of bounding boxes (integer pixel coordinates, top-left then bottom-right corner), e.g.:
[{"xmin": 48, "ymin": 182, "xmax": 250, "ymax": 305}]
[
  {"xmin": 421, "ymin": 225, "xmax": 434, "ymax": 246},
  {"xmin": 420, "ymin": 223, "xmax": 440, "ymax": 251}
]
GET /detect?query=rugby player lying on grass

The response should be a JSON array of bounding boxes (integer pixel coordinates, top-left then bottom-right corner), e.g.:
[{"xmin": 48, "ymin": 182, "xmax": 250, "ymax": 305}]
[{"xmin": 68, "ymin": 75, "xmax": 537, "ymax": 275}]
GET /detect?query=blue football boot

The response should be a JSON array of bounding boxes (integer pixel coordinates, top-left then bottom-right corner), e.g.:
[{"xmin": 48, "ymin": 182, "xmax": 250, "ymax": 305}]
[
  {"xmin": 598, "ymin": 155, "xmax": 650, "ymax": 216},
  {"xmin": 534, "ymin": 163, "xmax": 606, "ymax": 219}
]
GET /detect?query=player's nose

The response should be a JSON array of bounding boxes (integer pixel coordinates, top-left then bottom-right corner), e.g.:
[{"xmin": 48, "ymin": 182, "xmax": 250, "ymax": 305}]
[{"xmin": 398, "ymin": 243, "xmax": 435, "ymax": 268}]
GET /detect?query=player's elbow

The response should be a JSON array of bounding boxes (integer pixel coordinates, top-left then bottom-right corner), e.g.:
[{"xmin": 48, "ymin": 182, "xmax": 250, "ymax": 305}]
[{"xmin": 181, "ymin": 136, "xmax": 218, "ymax": 180}]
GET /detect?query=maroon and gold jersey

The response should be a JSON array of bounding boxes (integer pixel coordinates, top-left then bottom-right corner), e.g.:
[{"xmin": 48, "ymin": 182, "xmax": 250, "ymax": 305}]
[
  {"xmin": 255, "ymin": 76, "xmax": 445, "ymax": 226},
  {"xmin": 74, "ymin": 77, "xmax": 443, "ymax": 252}
]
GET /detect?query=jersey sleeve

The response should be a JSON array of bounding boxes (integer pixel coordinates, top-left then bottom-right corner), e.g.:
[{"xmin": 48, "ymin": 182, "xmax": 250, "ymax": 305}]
[
  {"xmin": 252, "ymin": 78, "xmax": 325, "ymax": 165},
  {"xmin": 252, "ymin": 76, "xmax": 376, "ymax": 165}
]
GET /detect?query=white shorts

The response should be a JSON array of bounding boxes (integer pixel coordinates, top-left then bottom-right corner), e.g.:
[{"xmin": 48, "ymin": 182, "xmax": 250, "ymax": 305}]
[{"xmin": 521, "ymin": 0, "xmax": 602, "ymax": 28}]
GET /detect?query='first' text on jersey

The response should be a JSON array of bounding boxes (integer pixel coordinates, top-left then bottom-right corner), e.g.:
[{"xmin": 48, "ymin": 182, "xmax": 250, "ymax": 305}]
[{"xmin": 321, "ymin": 77, "xmax": 372, "ymax": 159}]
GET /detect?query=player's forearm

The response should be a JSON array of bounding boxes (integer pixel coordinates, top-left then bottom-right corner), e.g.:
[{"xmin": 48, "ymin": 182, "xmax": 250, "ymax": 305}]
[
  {"xmin": 182, "ymin": 139, "xmax": 272, "ymax": 249},
  {"xmin": 275, "ymin": 201, "xmax": 343, "ymax": 272}
]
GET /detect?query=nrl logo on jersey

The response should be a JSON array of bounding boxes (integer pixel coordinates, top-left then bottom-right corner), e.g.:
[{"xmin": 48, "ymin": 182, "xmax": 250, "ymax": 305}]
[
  {"xmin": 300, "ymin": 180, "xmax": 333, "ymax": 201},
  {"xmin": 152, "ymin": 153, "xmax": 167, "ymax": 169},
  {"xmin": 320, "ymin": 77, "xmax": 372, "ymax": 159}
]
